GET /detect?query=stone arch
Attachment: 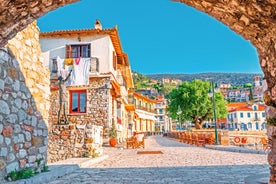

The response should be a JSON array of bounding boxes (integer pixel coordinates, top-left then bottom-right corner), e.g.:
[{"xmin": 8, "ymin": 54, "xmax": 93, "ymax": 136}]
[
  {"xmin": 0, "ymin": 0, "xmax": 79, "ymax": 47},
  {"xmin": 1, "ymin": 0, "xmax": 275, "ymax": 105},
  {"xmin": 1, "ymin": 0, "xmax": 276, "ymax": 182}
]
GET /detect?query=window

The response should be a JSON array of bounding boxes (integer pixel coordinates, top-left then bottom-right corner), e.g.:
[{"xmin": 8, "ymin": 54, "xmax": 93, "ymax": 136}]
[
  {"xmin": 70, "ymin": 90, "xmax": 87, "ymax": 113},
  {"xmin": 255, "ymin": 112, "xmax": 258, "ymax": 120},
  {"xmin": 159, "ymin": 109, "xmax": 163, "ymax": 114},
  {"xmin": 248, "ymin": 122, "xmax": 252, "ymax": 129},
  {"xmin": 262, "ymin": 112, "xmax": 265, "ymax": 118},
  {"xmin": 52, "ymin": 58, "xmax": 58, "ymax": 73},
  {"xmin": 255, "ymin": 122, "xmax": 259, "ymax": 130},
  {"xmin": 66, "ymin": 44, "xmax": 91, "ymax": 58},
  {"xmin": 240, "ymin": 112, "xmax": 243, "ymax": 118},
  {"xmin": 247, "ymin": 112, "xmax": 251, "ymax": 118}
]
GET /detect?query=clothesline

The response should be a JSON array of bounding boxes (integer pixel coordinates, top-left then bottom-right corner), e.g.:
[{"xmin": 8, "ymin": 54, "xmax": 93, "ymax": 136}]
[{"xmin": 56, "ymin": 56, "xmax": 91, "ymax": 86}]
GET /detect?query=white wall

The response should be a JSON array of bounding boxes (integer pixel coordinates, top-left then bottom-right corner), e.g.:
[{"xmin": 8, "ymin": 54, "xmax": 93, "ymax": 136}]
[
  {"xmin": 40, "ymin": 34, "xmax": 117, "ymax": 75},
  {"xmin": 228, "ymin": 110, "xmax": 266, "ymax": 130}
]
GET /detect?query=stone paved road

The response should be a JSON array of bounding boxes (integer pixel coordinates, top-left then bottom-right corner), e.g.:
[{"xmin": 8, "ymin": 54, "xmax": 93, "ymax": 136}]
[{"xmin": 47, "ymin": 136, "xmax": 269, "ymax": 184}]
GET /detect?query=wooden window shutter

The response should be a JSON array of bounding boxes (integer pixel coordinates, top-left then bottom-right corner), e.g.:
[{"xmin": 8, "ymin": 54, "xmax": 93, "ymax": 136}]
[
  {"xmin": 66, "ymin": 45, "xmax": 72, "ymax": 58},
  {"xmin": 69, "ymin": 91, "xmax": 73, "ymax": 113},
  {"xmin": 113, "ymin": 51, "xmax": 117, "ymax": 70},
  {"xmin": 88, "ymin": 44, "xmax": 91, "ymax": 57}
]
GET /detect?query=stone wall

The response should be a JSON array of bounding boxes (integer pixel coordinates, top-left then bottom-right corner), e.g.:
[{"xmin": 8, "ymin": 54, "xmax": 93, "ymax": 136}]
[
  {"xmin": 0, "ymin": 22, "xmax": 50, "ymax": 180},
  {"xmin": 0, "ymin": 0, "xmax": 79, "ymax": 47},
  {"xmin": 47, "ymin": 77, "xmax": 110, "ymax": 163}
]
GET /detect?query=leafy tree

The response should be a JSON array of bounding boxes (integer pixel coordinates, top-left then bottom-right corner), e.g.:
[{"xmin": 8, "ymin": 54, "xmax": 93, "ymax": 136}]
[
  {"xmin": 244, "ymin": 83, "xmax": 254, "ymax": 101},
  {"xmin": 167, "ymin": 80, "xmax": 227, "ymax": 129},
  {"xmin": 132, "ymin": 71, "xmax": 149, "ymax": 89}
]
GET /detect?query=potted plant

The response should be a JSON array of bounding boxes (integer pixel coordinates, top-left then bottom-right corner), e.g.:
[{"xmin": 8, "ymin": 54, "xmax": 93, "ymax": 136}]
[{"xmin": 109, "ymin": 122, "xmax": 117, "ymax": 147}]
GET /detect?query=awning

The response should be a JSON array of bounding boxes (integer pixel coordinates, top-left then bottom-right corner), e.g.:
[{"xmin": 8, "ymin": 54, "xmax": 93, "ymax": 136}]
[{"xmin": 135, "ymin": 112, "xmax": 156, "ymax": 121}]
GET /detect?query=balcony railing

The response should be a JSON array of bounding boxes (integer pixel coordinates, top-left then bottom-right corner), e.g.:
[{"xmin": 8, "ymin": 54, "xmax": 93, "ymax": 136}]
[
  {"xmin": 135, "ymin": 105, "xmax": 156, "ymax": 113},
  {"xmin": 252, "ymin": 117, "xmax": 260, "ymax": 121},
  {"xmin": 51, "ymin": 57, "xmax": 99, "ymax": 75},
  {"xmin": 90, "ymin": 57, "xmax": 99, "ymax": 73},
  {"xmin": 117, "ymin": 75, "xmax": 127, "ymax": 88}
]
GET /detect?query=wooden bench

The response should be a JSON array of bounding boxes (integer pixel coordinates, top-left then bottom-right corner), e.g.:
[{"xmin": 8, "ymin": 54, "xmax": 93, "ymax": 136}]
[
  {"xmin": 126, "ymin": 134, "xmax": 145, "ymax": 149},
  {"xmin": 126, "ymin": 136, "xmax": 137, "ymax": 149},
  {"xmin": 136, "ymin": 133, "xmax": 145, "ymax": 148},
  {"xmin": 261, "ymin": 137, "xmax": 268, "ymax": 151}
]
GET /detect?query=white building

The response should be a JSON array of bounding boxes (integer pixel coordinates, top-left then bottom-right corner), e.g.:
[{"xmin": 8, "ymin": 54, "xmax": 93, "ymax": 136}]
[
  {"xmin": 154, "ymin": 96, "xmax": 169, "ymax": 132},
  {"xmin": 227, "ymin": 103, "xmax": 266, "ymax": 131},
  {"xmin": 40, "ymin": 20, "xmax": 134, "ymax": 144}
]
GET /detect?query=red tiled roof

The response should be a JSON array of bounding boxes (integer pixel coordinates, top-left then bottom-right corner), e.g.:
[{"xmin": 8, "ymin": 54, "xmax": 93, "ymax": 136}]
[{"xmin": 228, "ymin": 102, "xmax": 265, "ymax": 112}]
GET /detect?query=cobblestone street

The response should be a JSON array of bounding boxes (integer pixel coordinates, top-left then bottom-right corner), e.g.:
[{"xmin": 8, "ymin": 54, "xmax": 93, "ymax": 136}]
[{"xmin": 45, "ymin": 136, "xmax": 268, "ymax": 184}]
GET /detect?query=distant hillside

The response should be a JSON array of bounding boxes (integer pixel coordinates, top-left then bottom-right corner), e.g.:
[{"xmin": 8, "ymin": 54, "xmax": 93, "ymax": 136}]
[{"xmin": 146, "ymin": 73, "xmax": 263, "ymax": 86}]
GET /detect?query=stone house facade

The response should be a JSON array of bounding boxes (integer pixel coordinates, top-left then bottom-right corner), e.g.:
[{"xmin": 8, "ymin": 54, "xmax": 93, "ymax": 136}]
[{"xmin": 39, "ymin": 20, "xmax": 134, "ymax": 162}]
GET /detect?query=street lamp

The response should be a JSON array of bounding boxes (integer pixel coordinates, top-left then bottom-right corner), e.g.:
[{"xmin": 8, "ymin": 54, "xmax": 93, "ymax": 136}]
[
  {"xmin": 208, "ymin": 81, "xmax": 219, "ymax": 145},
  {"xmin": 177, "ymin": 106, "xmax": 182, "ymax": 131}
]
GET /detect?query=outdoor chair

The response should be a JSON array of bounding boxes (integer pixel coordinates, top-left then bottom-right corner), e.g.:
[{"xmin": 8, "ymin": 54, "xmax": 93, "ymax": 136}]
[
  {"xmin": 186, "ymin": 132, "xmax": 192, "ymax": 144},
  {"xmin": 179, "ymin": 132, "xmax": 184, "ymax": 142},
  {"xmin": 191, "ymin": 133, "xmax": 197, "ymax": 145},
  {"xmin": 205, "ymin": 133, "xmax": 215, "ymax": 145},
  {"xmin": 182, "ymin": 132, "xmax": 187, "ymax": 143},
  {"xmin": 197, "ymin": 133, "xmax": 206, "ymax": 147},
  {"xmin": 126, "ymin": 136, "xmax": 137, "ymax": 149},
  {"xmin": 261, "ymin": 137, "xmax": 269, "ymax": 151},
  {"xmin": 135, "ymin": 133, "xmax": 145, "ymax": 148}
]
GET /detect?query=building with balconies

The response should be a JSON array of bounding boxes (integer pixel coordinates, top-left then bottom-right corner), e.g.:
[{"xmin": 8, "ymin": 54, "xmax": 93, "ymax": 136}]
[
  {"xmin": 154, "ymin": 96, "xmax": 169, "ymax": 132},
  {"xmin": 129, "ymin": 91, "xmax": 157, "ymax": 134},
  {"xmin": 40, "ymin": 20, "xmax": 134, "ymax": 156},
  {"xmin": 227, "ymin": 102, "xmax": 266, "ymax": 131}
]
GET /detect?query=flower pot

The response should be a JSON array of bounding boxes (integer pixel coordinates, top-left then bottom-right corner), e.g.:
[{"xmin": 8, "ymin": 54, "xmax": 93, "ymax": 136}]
[{"xmin": 109, "ymin": 138, "xmax": 116, "ymax": 147}]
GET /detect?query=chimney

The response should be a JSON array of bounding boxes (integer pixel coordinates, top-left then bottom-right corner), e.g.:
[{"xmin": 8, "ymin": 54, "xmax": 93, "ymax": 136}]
[{"xmin": 94, "ymin": 19, "xmax": 102, "ymax": 30}]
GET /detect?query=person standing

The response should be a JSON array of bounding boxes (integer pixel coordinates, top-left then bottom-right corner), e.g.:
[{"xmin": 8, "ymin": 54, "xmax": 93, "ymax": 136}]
[{"xmin": 57, "ymin": 70, "xmax": 72, "ymax": 124}]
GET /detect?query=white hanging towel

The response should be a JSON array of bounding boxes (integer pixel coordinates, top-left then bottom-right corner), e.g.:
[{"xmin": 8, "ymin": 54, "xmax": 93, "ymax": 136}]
[
  {"xmin": 56, "ymin": 56, "xmax": 69, "ymax": 80},
  {"xmin": 69, "ymin": 58, "xmax": 91, "ymax": 86}
]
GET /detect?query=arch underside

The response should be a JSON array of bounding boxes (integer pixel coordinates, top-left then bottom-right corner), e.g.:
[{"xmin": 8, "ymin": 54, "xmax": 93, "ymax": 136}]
[{"xmin": 1, "ymin": 0, "xmax": 276, "ymax": 181}]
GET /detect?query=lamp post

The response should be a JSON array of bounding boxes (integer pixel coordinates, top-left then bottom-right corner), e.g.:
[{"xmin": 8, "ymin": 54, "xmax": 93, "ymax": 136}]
[
  {"xmin": 208, "ymin": 81, "xmax": 219, "ymax": 145},
  {"xmin": 177, "ymin": 106, "xmax": 182, "ymax": 131}
]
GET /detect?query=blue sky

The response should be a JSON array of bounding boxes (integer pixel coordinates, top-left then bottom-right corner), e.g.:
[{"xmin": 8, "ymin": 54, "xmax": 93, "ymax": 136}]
[{"xmin": 37, "ymin": 0, "xmax": 262, "ymax": 74}]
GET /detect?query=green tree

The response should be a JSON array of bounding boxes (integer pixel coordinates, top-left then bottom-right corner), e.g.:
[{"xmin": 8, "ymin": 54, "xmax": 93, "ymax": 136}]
[
  {"xmin": 244, "ymin": 83, "xmax": 253, "ymax": 101},
  {"xmin": 132, "ymin": 71, "xmax": 149, "ymax": 89},
  {"xmin": 167, "ymin": 80, "xmax": 227, "ymax": 129}
]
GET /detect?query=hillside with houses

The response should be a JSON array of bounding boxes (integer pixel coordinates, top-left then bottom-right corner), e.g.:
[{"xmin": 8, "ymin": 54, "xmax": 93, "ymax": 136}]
[{"xmin": 147, "ymin": 73, "xmax": 263, "ymax": 87}]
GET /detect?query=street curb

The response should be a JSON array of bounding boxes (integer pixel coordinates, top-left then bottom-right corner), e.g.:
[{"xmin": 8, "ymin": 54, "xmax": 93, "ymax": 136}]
[
  {"xmin": 4, "ymin": 155, "xmax": 109, "ymax": 184},
  {"xmin": 205, "ymin": 145, "xmax": 268, "ymax": 155}
]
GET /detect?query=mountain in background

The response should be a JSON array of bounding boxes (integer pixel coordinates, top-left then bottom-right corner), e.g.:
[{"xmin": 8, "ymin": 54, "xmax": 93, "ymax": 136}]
[{"xmin": 146, "ymin": 73, "xmax": 263, "ymax": 86}]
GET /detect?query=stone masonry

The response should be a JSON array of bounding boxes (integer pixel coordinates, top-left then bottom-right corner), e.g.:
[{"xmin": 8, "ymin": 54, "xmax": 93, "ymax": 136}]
[
  {"xmin": 0, "ymin": 0, "xmax": 79, "ymax": 47},
  {"xmin": 1, "ymin": 0, "xmax": 276, "ymax": 182},
  {"xmin": 47, "ymin": 77, "xmax": 110, "ymax": 163},
  {"xmin": 0, "ymin": 22, "xmax": 50, "ymax": 181}
]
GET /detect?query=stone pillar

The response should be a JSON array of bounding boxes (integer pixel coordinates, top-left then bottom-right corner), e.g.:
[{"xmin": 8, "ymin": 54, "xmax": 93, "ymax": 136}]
[
  {"xmin": 258, "ymin": 38, "xmax": 276, "ymax": 183},
  {"xmin": 268, "ymin": 126, "xmax": 276, "ymax": 183}
]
